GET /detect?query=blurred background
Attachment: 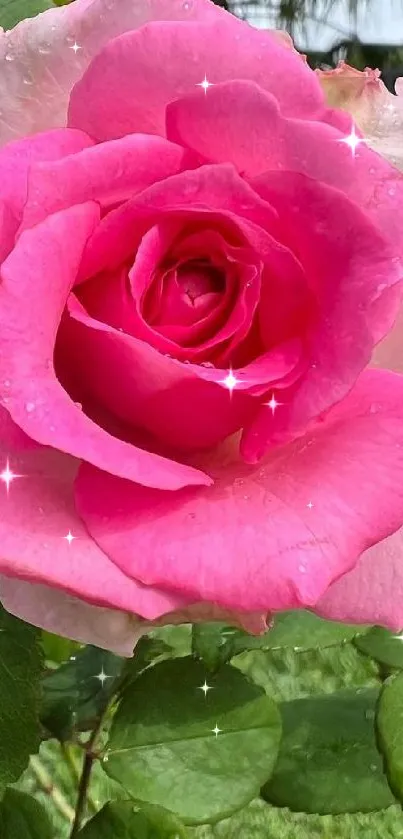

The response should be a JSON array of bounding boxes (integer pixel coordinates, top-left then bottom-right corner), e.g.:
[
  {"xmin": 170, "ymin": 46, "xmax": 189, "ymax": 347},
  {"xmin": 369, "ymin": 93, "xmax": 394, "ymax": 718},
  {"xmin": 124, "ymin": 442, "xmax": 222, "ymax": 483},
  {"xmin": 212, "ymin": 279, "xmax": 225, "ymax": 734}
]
[{"xmin": 212, "ymin": 0, "xmax": 403, "ymax": 89}]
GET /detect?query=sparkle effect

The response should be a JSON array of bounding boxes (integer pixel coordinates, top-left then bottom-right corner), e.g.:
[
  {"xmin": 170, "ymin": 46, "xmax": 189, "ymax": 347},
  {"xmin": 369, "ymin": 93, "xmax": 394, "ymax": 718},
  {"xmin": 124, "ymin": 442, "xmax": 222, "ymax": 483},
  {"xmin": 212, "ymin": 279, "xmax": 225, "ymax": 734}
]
[
  {"xmin": 70, "ymin": 41, "xmax": 81, "ymax": 54},
  {"xmin": 211, "ymin": 724, "xmax": 222, "ymax": 737},
  {"xmin": 339, "ymin": 124, "xmax": 366, "ymax": 158},
  {"xmin": 265, "ymin": 393, "xmax": 282, "ymax": 415},
  {"xmin": 307, "ymin": 501, "xmax": 314, "ymax": 510},
  {"xmin": 63, "ymin": 531, "xmax": 76, "ymax": 545},
  {"xmin": 196, "ymin": 74, "xmax": 213, "ymax": 94},
  {"xmin": 198, "ymin": 680, "xmax": 214, "ymax": 697},
  {"xmin": 96, "ymin": 668, "xmax": 112, "ymax": 686},
  {"xmin": 0, "ymin": 460, "xmax": 21, "ymax": 494},
  {"xmin": 220, "ymin": 368, "xmax": 240, "ymax": 394}
]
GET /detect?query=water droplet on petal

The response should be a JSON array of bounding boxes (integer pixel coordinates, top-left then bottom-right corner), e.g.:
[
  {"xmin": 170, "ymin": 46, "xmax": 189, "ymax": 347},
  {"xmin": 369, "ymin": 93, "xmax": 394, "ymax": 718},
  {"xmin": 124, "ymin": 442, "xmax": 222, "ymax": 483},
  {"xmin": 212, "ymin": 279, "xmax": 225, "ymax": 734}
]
[
  {"xmin": 25, "ymin": 402, "xmax": 36, "ymax": 413},
  {"xmin": 5, "ymin": 52, "xmax": 14, "ymax": 62},
  {"xmin": 298, "ymin": 564, "xmax": 307, "ymax": 573}
]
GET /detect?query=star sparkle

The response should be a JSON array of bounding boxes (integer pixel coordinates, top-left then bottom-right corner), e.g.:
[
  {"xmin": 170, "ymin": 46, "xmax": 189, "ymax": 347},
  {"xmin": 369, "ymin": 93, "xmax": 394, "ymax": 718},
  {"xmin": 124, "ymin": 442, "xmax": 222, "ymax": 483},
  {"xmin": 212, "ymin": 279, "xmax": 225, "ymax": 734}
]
[
  {"xmin": 211, "ymin": 724, "xmax": 222, "ymax": 737},
  {"xmin": 307, "ymin": 501, "xmax": 314, "ymax": 510},
  {"xmin": 95, "ymin": 668, "xmax": 112, "ymax": 686},
  {"xmin": 220, "ymin": 368, "xmax": 240, "ymax": 394},
  {"xmin": 70, "ymin": 41, "xmax": 82, "ymax": 54},
  {"xmin": 0, "ymin": 459, "xmax": 22, "ymax": 494},
  {"xmin": 198, "ymin": 680, "xmax": 214, "ymax": 697},
  {"xmin": 264, "ymin": 393, "xmax": 282, "ymax": 415},
  {"xmin": 338, "ymin": 124, "xmax": 366, "ymax": 158},
  {"xmin": 63, "ymin": 530, "xmax": 76, "ymax": 545},
  {"xmin": 196, "ymin": 74, "xmax": 213, "ymax": 94}
]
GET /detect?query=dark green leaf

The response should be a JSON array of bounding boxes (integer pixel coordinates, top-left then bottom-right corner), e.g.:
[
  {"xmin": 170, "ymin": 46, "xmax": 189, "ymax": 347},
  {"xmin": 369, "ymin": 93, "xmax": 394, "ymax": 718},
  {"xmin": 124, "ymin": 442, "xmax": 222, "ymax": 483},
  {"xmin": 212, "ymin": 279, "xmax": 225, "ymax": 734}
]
[
  {"xmin": 105, "ymin": 657, "xmax": 281, "ymax": 824},
  {"xmin": 192, "ymin": 623, "xmax": 236, "ymax": 671},
  {"xmin": 41, "ymin": 645, "xmax": 123, "ymax": 739},
  {"xmin": 0, "ymin": 606, "xmax": 42, "ymax": 790},
  {"xmin": 0, "ymin": 789, "xmax": 52, "ymax": 839},
  {"xmin": 263, "ymin": 688, "xmax": 394, "ymax": 814},
  {"xmin": 355, "ymin": 627, "xmax": 403, "ymax": 670},
  {"xmin": 79, "ymin": 801, "xmax": 187, "ymax": 838},
  {"xmin": 0, "ymin": 0, "xmax": 54, "ymax": 30},
  {"xmin": 231, "ymin": 611, "xmax": 369, "ymax": 656},
  {"xmin": 377, "ymin": 672, "xmax": 403, "ymax": 802}
]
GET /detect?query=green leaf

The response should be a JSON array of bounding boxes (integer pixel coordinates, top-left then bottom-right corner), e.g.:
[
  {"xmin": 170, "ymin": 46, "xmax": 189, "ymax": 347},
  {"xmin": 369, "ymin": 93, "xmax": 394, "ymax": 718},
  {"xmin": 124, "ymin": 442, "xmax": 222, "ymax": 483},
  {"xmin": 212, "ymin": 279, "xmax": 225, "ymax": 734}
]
[
  {"xmin": 79, "ymin": 801, "xmax": 188, "ymax": 838},
  {"xmin": 0, "ymin": 789, "xmax": 52, "ymax": 839},
  {"xmin": 41, "ymin": 630, "xmax": 81, "ymax": 667},
  {"xmin": 41, "ymin": 645, "xmax": 123, "ymax": 740},
  {"xmin": 263, "ymin": 688, "xmax": 394, "ymax": 814},
  {"xmin": 105, "ymin": 657, "xmax": 281, "ymax": 825},
  {"xmin": 355, "ymin": 627, "xmax": 403, "ymax": 670},
  {"xmin": 231, "ymin": 611, "xmax": 369, "ymax": 656},
  {"xmin": 0, "ymin": 0, "xmax": 54, "ymax": 30},
  {"xmin": 377, "ymin": 671, "xmax": 403, "ymax": 802},
  {"xmin": 0, "ymin": 606, "xmax": 42, "ymax": 790},
  {"xmin": 192, "ymin": 623, "xmax": 236, "ymax": 671}
]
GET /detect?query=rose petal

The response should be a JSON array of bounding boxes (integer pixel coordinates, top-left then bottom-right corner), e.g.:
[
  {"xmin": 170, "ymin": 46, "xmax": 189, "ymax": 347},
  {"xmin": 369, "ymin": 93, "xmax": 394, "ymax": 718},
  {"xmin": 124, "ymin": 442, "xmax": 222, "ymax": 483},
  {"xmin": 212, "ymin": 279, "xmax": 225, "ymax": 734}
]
[
  {"xmin": 61, "ymin": 295, "xmax": 300, "ymax": 452},
  {"xmin": 317, "ymin": 61, "xmax": 403, "ymax": 171},
  {"xmin": 68, "ymin": 16, "xmax": 324, "ymax": 141},
  {"xmin": 77, "ymin": 162, "xmax": 278, "ymax": 283},
  {"xmin": 316, "ymin": 526, "xmax": 403, "ymax": 631},
  {"xmin": 0, "ymin": 406, "xmax": 186, "ymax": 622},
  {"xmin": 76, "ymin": 369, "xmax": 403, "ymax": 614},
  {"xmin": 0, "ymin": 202, "xmax": 209, "ymax": 489},
  {"xmin": 241, "ymin": 170, "xmax": 402, "ymax": 461},
  {"xmin": 20, "ymin": 133, "xmax": 193, "ymax": 232},
  {"xmin": 0, "ymin": 578, "xmax": 147, "ymax": 656},
  {"xmin": 166, "ymin": 79, "xmax": 403, "ymax": 254},
  {"xmin": 0, "ymin": 0, "xmax": 223, "ymax": 144}
]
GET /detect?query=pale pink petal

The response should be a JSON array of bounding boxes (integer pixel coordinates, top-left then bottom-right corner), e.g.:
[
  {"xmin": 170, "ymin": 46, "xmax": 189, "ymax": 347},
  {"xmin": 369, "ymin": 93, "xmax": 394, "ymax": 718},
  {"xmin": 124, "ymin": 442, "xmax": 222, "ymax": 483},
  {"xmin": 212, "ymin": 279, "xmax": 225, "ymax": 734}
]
[
  {"xmin": 316, "ymin": 527, "xmax": 403, "ymax": 631},
  {"xmin": 76, "ymin": 370, "xmax": 403, "ymax": 614},
  {"xmin": 318, "ymin": 61, "xmax": 403, "ymax": 171},
  {"xmin": 0, "ymin": 203, "xmax": 209, "ymax": 489},
  {"xmin": 0, "ymin": 578, "xmax": 147, "ymax": 656},
  {"xmin": 0, "ymin": 0, "xmax": 223, "ymax": 144}
]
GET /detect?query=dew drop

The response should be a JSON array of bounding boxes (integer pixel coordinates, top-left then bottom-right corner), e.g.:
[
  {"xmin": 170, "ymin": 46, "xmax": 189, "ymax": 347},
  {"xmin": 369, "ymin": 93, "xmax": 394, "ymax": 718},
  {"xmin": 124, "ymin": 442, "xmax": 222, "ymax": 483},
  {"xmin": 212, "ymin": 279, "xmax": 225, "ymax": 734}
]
[
  {"xmin": 5, "ymin": 52, "xmax": 14, "ymax": 62},
  {"xmin": 3, "ymin": 380, "xmax": 10, "ymax": 388},
  {"xmin": 25, "ymin": 401, "xmax": 36, "ymax": 413},
  {"xmin": 182, "ymin": 0, "xmax": 191, "ymax": 9},
  {"xmin": 23, "ymin": 76, "xmax": 33, "ymax": 86},
  {"xmin": 38, "ymin": 44, "xmax": 51, "ymax": 54},
  {"xmin": 298, "ymin": 564, "xmax": 307, "ymax": 573}
]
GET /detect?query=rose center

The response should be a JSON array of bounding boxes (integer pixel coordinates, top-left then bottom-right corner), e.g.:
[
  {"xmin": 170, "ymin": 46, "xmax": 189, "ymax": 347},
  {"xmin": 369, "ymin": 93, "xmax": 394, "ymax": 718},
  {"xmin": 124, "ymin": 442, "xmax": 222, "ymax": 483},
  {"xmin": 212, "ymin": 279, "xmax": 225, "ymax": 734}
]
[{"xmin": 176, "ymin": 259, "xmax": 226, "ymax": 306}]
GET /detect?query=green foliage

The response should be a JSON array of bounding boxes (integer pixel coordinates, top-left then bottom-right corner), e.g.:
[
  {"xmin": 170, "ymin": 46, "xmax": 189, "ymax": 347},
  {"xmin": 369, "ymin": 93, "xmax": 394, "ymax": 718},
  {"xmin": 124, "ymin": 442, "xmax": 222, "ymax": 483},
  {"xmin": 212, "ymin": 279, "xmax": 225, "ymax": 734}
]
[
  {"xmin": 0, "ymin": 606, "xmax": 42, "ymax": 792},
  {"xmin": 263, "ymin": 688, "xmax": 395, "ymax": 814},
  {"xmin": 0, "ymin": 0, "xmax": 54, "ymax": 29},
  {"xmin": 0, "ymin": 789, "xmax": 52, "ymax": 839},
  {"xmin": 377, "ymin": 672, "xmax": 403, "ymax": 803},
  {"xmin": 355, "ymin": 627, "xmax": 403, "ymax": 670},
  {"xmin": 79, "ymin": 801, "xmax": 188, "ymax": 838},
  {"xmin": 41, "ymin": 645, "xmax": 124, "ymax": 739},
  {"xmin": 105, "ymin": 657, "xmax": 281, "ymax": 824}
]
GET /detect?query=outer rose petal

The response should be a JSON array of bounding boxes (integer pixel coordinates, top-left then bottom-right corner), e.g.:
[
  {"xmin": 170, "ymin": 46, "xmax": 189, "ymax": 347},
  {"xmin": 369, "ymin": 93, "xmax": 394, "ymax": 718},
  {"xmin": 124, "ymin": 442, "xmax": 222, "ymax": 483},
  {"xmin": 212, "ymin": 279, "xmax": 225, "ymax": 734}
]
[
  {"xmin": 76, "ymin": 370, "xmax": 403, "ymax": 614},
  {"xmin": 318, "ymin": 61, "xmax": 403, "ymax": 171},
  {"xmin": 0, "ymin": 407, "xmax": 187, "ymax": 621},
  {"xmin": 68, "ymin": 17, "xmax": 324, "ymax": 141},
  {"xmin": 0, "ymin": 0, "xmax": 223, "ymax": 144},
  {"xmin": 0, "ymin": 203, "xmax": 209, "ymax": 489},
  {"xmin": 316, "ymin": 528, "xmax": 403, "ymax": 631},
  {"xmin": 0, "ymin": 578, "xmax": 147, "ymax": 656},
  {"xmin": 0, "ymin": 578, "xmax": 268, "ymax": 655}
]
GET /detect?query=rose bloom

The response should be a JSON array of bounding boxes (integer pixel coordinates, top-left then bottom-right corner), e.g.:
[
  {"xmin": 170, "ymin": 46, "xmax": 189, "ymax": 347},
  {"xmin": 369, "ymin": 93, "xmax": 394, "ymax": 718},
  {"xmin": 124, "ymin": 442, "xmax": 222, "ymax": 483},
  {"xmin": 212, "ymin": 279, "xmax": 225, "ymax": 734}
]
[{"xmin": 1, "ymin": 0, "xmax": 403, "ymax": 654}]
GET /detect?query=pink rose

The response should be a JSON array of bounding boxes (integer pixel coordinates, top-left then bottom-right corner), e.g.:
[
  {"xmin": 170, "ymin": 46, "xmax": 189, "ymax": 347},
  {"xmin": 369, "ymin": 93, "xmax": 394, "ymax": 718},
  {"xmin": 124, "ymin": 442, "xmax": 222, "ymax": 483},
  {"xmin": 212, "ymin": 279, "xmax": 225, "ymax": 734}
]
[{"xmin": 1, "ymin": 0, "xmax": 403, "ymax": 654}]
